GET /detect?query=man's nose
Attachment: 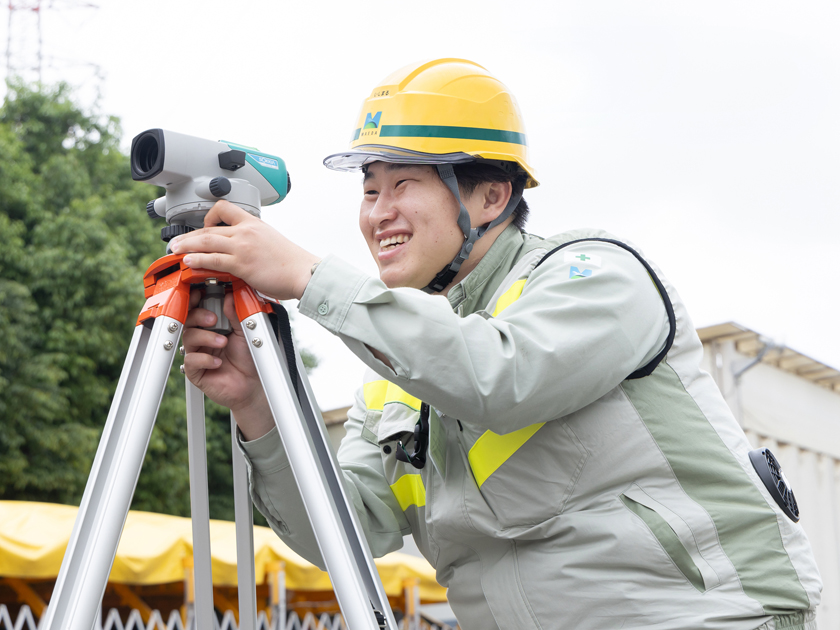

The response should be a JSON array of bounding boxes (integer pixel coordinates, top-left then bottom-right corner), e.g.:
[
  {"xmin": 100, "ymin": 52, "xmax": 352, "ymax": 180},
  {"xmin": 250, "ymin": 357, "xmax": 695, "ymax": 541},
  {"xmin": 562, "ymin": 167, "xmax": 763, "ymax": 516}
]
[{"xmin": 367, "ymin": 190, "xmax": 398, "ymax": 227}]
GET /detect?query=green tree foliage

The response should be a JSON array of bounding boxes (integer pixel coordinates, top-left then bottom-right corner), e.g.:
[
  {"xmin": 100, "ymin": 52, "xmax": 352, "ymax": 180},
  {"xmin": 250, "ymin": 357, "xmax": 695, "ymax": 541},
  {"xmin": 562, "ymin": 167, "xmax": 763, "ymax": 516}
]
[{"xmin": 0, "ymin": 81, "xmax": 314, "ymax": 523}]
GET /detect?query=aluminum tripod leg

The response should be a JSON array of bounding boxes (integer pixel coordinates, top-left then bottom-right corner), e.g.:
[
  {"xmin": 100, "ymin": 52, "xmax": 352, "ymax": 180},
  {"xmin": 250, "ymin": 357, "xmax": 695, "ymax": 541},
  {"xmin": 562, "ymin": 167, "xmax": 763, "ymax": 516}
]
[
  {"xmin": 43, "ymin": 251, "xmax": 396, "ymax": 629},
  {"xmin": 186, "ymin": 379, "xmax": 215, "ymax": 630},
  {"xmin": 41, "ymin": 316, "xmax": 183, "ymax": 630},
  {"xmin": 239, "ymin": 310, "xmax": 396, "ymax": 630},
  {"xmin": 232, "ymin": 412, "xmax": 258, "ymax": 629},
  {"xmin": 187, "ymin": 388, "xmax": 259, "ymax": 630}
]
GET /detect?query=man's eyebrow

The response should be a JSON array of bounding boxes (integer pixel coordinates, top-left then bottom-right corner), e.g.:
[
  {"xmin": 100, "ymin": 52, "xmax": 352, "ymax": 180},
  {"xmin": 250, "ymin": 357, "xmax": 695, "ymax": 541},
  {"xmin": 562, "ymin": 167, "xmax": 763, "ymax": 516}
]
[
  {"xmin": 364, "ymin": 163, "xmax": 425, "ymax": 182},
  {"xmin": 385, "ymin": 163, "xmax": 422, "ymax": 173}
]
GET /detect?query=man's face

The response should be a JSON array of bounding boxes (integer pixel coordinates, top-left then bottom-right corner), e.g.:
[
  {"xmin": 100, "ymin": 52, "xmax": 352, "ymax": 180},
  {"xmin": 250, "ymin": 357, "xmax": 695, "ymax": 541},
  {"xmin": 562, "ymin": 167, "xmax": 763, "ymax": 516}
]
[{"xmin": 359, "ymin": 162, "xmax": 465, "ymax": 290}]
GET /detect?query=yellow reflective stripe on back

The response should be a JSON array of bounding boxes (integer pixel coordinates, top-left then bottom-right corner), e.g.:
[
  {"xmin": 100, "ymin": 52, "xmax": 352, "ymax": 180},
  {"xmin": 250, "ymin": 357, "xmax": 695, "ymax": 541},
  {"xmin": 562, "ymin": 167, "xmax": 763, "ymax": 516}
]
[
  {"xmin": 491, "ymin": 278, "xmax": 527, "ymax": 317},
  {"xmin": 389, "ymin": 474, "xmax": 426, "ymax": 511},
  {"xmin": 363, "ymin": 380, "xmax": 388, "ymax": 411},
  {"xmin": 363, "ymin": 380, "xmax": 421, "ymax": 412},
  {"xmin": 468, "ymin": 423, "xmax": 546, "ymax": 487}
]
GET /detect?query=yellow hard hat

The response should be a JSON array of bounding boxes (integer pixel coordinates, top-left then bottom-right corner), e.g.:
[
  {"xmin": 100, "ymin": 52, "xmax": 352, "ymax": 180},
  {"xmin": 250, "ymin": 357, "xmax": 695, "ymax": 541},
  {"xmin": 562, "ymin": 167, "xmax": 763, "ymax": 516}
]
[{"xmin": 324, "ymin": 58, "xmax": 539, "ymax": 188}]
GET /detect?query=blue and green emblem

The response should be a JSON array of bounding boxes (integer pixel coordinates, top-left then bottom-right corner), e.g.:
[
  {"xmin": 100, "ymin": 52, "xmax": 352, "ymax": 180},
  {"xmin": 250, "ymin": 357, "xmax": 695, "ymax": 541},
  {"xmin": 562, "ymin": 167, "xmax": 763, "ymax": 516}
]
[
  {"xmin": 570, "ymin": 266, "xmax": 593, "ymax": 279},
  {"xmin": 363, "ymin": 112, "xmax": 382, "ymax": 129}
]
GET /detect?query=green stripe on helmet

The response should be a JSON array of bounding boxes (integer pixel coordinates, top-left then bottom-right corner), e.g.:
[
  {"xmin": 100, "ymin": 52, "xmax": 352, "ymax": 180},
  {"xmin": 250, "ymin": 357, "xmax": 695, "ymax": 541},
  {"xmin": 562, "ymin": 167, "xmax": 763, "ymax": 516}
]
[{"xmin": 378, "ymin": 125, "xmax": 527, "ymax": 146}]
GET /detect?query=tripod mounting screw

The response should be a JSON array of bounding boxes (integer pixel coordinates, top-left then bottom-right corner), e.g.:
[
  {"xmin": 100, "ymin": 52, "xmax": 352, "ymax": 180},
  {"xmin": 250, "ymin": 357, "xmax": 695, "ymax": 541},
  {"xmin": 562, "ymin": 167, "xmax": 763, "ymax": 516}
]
[
  {"xmin": 168, "ymin": 322, "xmax": 179, "ymax": 333},
  {"xmin": 252, "ymin": 337, "xmax": 263, "ymax": 348},
  {"xmin": 163, "ymin": 341, "xmax": 174, "ymax": 351},
  {"xmin": 245, "ymin": 320, "xmax": 257, "ymax": 330}
]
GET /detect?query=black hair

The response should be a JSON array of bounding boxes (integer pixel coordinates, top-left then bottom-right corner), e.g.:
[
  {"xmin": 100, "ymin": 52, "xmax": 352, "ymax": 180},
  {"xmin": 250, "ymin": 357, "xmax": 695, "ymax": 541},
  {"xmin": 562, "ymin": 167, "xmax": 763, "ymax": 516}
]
[{"xmin": 453, "ymin": 162, "xmax": 530, "ymax": 229}]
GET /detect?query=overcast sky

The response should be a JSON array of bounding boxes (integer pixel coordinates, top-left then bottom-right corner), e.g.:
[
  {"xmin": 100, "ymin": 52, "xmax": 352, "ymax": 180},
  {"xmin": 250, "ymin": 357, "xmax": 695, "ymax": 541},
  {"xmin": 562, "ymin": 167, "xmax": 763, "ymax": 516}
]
[{"xmin": 4, "ymin": 0, "xmax": 838, "ymax": 411}]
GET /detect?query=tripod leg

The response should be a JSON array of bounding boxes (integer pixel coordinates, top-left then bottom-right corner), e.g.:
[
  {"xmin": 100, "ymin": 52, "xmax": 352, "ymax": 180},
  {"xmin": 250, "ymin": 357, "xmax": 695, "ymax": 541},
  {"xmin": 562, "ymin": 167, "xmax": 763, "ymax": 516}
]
[
  {"xmin": 237, "ymin": 308, "xmax": 396, "ymax": 630},
  {"xmin": 231, "ymin": 412, "xmax": 258, "ymax": 629},
  {"xmin": 186, "ymin": 379, "xmax": 215, "ymax": 629},
  {"xmin": 41, "ymin": 316, "xmax": 183, "ymax": 630}
]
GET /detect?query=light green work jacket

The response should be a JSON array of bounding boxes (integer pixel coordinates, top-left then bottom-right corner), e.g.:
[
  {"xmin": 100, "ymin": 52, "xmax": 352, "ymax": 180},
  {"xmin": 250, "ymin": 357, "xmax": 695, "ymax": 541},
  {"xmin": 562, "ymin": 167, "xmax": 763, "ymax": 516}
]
[{"xmin": 240, "ymin": 224, "xmax": 821, "ymax": 630}]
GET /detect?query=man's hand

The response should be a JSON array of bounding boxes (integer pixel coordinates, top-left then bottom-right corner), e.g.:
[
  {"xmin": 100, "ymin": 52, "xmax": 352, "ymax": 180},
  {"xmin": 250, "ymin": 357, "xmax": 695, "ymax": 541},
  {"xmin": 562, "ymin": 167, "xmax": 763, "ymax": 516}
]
[
  {"xmin": 182, "ymin": 289, "xmax": 275, "ymax": 441},
  {"xmin": 170, "ymin": 200, "xmax": 320, "ymax": 301}
]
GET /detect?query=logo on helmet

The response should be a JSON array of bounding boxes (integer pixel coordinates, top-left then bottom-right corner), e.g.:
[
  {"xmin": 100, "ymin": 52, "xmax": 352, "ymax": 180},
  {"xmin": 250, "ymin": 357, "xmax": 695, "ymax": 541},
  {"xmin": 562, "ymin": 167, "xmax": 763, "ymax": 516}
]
[
  {"xmin": 360, "ymin": 111, "xmax": 383, "ymax": 139},
  {"xmin": 363, "ymin": 112, "xmax": 382, "ymax": 130}
]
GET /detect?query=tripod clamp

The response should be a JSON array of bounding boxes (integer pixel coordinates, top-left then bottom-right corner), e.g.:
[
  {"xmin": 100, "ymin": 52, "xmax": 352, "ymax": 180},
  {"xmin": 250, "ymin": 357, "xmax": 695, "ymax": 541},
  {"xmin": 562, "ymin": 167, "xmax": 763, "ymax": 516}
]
[{"xmin": 137, "ymin": 253, "xmax": 271, "ymax": 329}]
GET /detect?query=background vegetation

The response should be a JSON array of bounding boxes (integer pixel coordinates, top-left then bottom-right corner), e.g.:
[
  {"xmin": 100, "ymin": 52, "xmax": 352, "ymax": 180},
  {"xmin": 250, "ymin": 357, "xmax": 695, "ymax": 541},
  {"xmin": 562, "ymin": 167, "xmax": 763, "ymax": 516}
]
[{"xmin": 0, "ymin": 82, "xmax": 313, "ymax": 523}]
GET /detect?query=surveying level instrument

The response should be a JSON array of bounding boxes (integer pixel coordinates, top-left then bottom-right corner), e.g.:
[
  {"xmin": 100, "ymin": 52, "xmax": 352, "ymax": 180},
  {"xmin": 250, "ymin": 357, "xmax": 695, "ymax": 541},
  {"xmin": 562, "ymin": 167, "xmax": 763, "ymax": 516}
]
[{"xmin": 41, "ymin": 130, "xmax": 397, "ymax": 630}]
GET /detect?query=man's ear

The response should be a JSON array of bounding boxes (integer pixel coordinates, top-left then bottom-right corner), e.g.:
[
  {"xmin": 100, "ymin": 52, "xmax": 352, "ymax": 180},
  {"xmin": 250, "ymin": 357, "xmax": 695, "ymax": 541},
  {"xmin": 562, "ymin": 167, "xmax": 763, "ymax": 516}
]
[{"xmin": 482, "ymin": 181, "xmax": 513, "ymax": 224}]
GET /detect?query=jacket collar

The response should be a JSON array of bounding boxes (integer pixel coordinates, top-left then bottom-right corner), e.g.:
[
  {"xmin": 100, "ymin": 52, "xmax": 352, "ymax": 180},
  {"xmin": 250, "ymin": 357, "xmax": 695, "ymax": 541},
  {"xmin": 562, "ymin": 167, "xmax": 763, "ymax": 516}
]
[{"xmin": 446, "ymin": 224, "xmax": 524, "ymax": 314}]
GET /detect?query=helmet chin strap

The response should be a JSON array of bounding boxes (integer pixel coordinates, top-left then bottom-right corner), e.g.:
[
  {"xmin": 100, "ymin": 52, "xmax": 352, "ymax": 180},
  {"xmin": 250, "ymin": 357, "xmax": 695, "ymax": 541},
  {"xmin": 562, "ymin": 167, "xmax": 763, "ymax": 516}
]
[{"xmin": 423, "ymin": 164, "xmax": 522, "ymax": 294}]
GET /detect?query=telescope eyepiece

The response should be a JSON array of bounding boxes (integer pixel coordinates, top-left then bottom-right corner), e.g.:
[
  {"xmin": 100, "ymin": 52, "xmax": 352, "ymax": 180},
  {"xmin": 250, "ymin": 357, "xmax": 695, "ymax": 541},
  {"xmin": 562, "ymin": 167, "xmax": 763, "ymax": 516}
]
[
  {"xmin": 131, "ymin": 129, "xmax": 165, "ymax": 181},
  {"xmin": 134, "ymin": 136, "xmax": 157, "ymax": 172}
]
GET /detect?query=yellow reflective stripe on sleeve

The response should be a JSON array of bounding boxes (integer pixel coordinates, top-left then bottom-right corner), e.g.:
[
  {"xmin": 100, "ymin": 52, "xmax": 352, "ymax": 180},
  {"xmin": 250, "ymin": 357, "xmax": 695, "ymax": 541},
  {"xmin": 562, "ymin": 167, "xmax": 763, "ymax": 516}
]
[
  {"xmin": 491, "ymin": 279, "xmax": 527, "ymax": 317},
  {"xmin": 389, "ymin": 474, "xmax": 426, "ymax": 511},
  {"xmin": 384, "ymin": 382, "xmax": 421, "ymax": 411},
  {"xmin": 468, "ymin": 423, "xmax": 545, "ymax": 487},
  {"xmin": 363, "ymin": 380, "xmax": 422, "ymax": 412},
  {"xmin": 363, "ymin": 380, "xmax": 388, "ymax": 411}
]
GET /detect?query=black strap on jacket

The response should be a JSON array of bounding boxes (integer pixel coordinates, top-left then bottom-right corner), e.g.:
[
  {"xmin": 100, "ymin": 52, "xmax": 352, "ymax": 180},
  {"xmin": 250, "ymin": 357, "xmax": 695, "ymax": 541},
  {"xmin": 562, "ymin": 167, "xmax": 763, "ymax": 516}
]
[
  {"xmin": 395, "ymin": 403, "xmax": 430, "ymax": 470},
  {"xmin": 534, "ymin": 238, "xmax": 677, "ymax": 380}
]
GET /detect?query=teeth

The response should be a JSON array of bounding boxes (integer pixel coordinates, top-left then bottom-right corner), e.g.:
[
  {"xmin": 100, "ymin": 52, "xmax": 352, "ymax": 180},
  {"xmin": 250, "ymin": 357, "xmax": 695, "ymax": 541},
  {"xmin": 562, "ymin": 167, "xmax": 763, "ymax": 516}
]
[{"xmin": 379, "ymin": 234, "xmax": 411, "ymax": 249}]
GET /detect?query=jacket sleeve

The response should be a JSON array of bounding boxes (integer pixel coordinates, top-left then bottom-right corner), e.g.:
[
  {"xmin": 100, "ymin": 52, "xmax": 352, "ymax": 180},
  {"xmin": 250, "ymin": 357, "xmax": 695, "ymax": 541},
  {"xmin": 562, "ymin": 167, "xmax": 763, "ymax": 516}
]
[
  {"xmin": 299, "ymin": 240, "xmax": 670, "ymax": 435},
  {"xmin": 237, "ymin": 384, "xmax": 412, "ymax": 569}
]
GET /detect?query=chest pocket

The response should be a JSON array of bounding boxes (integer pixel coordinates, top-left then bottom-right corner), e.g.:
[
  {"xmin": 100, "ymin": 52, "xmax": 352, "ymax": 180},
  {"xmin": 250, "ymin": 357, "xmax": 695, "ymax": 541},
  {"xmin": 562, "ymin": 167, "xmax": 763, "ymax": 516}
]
[{"xmin": 460, "ymin": 416, "xmax": 589, "ymax": 528}]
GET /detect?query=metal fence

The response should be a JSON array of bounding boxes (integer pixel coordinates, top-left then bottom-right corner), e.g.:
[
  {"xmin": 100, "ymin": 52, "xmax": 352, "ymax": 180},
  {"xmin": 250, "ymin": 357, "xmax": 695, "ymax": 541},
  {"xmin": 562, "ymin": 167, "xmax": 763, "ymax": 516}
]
[{"xmin": 0, "ymin": 605, "xmax": 455, "ymax": 630}]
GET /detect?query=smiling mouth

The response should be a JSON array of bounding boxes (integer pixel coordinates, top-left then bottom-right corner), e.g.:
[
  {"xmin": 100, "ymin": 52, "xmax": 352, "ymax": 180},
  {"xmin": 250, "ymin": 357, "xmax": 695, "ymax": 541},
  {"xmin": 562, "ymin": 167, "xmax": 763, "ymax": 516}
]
[{"xmin": 379, "ymin": 234, "xmax": 412, "ymax": 252}]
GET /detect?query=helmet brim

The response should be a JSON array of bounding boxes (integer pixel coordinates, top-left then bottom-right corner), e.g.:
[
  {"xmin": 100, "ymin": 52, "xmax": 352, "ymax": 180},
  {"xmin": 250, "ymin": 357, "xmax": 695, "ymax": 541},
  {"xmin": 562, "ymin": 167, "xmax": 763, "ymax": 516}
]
[{"xmin": 324, "ymin": 146, "xmax": 477, "ymax": 172}]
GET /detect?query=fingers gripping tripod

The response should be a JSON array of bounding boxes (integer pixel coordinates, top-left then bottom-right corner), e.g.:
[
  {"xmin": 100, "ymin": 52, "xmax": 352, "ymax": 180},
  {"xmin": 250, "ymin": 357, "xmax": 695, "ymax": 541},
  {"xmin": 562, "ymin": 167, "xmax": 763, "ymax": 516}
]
[{"xmin": 41, "ymin": 254, "xmax": 396, "ymax": 630}]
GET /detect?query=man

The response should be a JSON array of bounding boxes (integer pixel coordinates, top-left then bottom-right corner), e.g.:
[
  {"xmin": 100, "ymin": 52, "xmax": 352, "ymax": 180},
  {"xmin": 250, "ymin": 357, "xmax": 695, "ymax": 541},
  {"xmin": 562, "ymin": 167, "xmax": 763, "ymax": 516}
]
[{"xmin": 172, "ymin": 59, "xmax": 821, "ymax": 629}]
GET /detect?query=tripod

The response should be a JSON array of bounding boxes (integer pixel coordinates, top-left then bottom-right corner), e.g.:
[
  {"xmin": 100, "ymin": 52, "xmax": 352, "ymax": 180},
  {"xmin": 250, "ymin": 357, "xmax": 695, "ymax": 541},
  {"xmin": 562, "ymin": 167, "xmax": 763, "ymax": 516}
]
[{"xmin": 40, "ymin": 253, "xmax": 396, "ymax": 630}]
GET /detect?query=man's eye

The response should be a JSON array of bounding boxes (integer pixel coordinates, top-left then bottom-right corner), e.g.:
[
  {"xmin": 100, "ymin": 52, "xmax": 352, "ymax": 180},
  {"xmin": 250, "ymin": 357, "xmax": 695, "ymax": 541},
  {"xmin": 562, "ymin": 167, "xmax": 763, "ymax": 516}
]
[
  {"xmin": 395, "ymin": 180, "xmax": 408, "ymax": 188},
  {"xmin": 365, "ymin": 189, "xmax": 379, "ymax": 196}
]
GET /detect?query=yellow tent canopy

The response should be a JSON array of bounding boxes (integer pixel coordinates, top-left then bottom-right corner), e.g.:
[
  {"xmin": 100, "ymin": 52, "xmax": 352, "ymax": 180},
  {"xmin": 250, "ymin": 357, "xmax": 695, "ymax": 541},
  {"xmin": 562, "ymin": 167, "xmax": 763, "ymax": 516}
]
[{"xmin": 0, "ymin": 501, "xmax": 446, "ymax": 603}]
